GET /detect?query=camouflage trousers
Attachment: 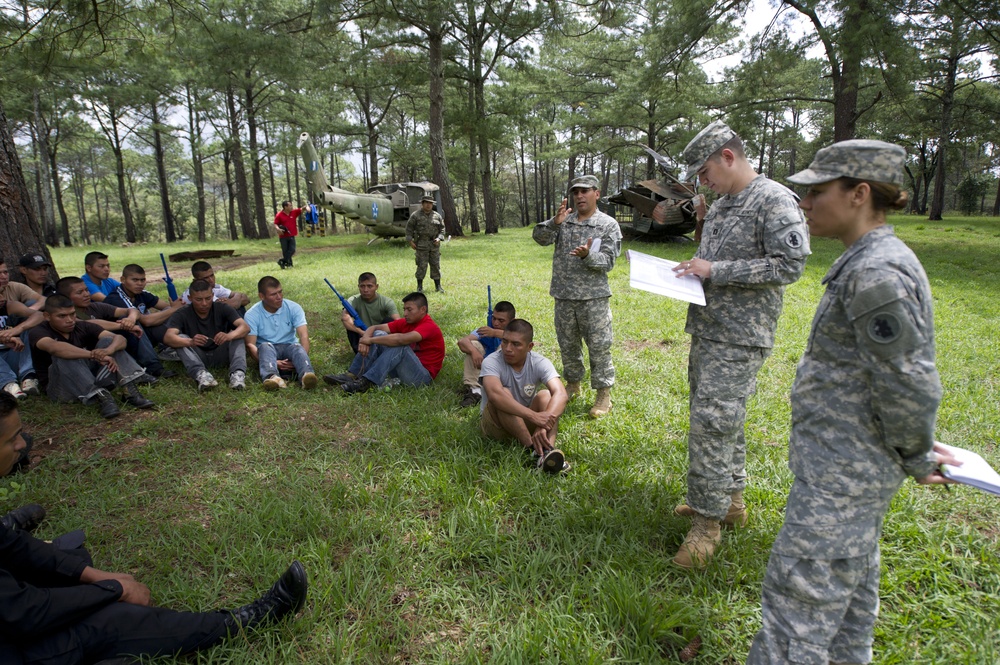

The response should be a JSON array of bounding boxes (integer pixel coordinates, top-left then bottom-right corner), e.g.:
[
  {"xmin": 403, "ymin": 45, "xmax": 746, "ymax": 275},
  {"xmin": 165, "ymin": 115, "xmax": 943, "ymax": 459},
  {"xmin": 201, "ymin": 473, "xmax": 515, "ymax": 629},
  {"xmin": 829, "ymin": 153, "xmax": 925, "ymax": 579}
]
[
  {"xmin": 554, "ymin": 297, "xmax": 614, "ymax": 389},
  {"xmin": 747, "ymin": 548, "xmax": 879, "ymax": 665},
  {"xmin": 414, "ymin": 245, "xmax": 441, "ymax": 281},
  {"xmin": 686, "ymin": 336, "xmax": 769, "ymax": 520}
]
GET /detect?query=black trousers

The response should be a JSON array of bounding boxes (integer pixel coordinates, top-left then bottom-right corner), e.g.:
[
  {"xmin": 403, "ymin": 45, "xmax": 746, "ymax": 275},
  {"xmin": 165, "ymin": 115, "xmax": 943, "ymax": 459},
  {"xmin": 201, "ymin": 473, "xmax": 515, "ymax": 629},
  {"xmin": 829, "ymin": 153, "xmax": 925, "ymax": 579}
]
[
  {"xmin": 19, "ymin": 604, "xmax": 229, "ymax": 665},
  {"xmin": 12, "ymin": 545, "xmax": 230, "ymax": 665}
]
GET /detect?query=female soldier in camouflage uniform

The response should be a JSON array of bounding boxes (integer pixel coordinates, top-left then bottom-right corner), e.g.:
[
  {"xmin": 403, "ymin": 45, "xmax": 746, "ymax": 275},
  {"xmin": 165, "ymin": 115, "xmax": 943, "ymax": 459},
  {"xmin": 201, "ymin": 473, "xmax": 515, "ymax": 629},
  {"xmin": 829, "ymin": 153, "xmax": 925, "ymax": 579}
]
[{"xmin": 747, "ymin": 141, "xmax": 958, "ymax": 664}]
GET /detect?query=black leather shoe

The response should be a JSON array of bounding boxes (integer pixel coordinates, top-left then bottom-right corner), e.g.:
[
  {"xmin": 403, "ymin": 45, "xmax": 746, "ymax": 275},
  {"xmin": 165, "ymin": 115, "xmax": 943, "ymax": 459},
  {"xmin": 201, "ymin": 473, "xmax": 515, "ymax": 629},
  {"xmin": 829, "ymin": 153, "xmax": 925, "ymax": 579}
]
[
  {"xmin": 323, "ymin": 372, "xmax": 356, "ymax": 386},
  {"xmin": 133, "ymin": 373, "xmax": 159, "ymax": 386},
  {"xmin": 227, "ymin": 561, "xmax": 308, "ymax": 629},
  {"xmin": 342, "ymin": 377, "xmax": 374, "ymax": 394},
  {"xmin": 0, "ymin": 503, "xmax": 46, "ymax": 532},
  {"xmin": 122, "ymin": 382, "xmax": 155, "ymax": 409},
  {"xmin": 96, "ymin": 389, "xmax": 121, "ymax": 419}
]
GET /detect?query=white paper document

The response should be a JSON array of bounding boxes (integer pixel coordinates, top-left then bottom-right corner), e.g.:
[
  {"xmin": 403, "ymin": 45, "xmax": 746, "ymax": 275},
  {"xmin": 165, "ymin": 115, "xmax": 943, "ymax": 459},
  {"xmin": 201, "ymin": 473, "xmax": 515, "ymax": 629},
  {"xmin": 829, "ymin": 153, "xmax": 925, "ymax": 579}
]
[
  {"xmin": 626, "ymin": 249, "xmax": 706, "ymax": 306},
  {"xmin": 590, "ymin": 237, "xmax": 601, "ymax": 254},
  {"xmin": 937, "ymin": 442, "xmax": 1000, "ymax": 497}
]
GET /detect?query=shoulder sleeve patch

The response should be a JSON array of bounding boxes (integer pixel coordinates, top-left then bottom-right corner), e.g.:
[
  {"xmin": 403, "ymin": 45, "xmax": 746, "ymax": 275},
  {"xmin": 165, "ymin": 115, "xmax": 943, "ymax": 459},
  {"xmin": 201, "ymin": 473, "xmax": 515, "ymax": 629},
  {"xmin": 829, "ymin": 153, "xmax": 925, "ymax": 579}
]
[
  {"xmin": 858, "ymin": 299, "xmax": 923, "ymax": 359},
  {"xmin": 846, "ymin": 279, "xmax": 906, "ymax": 322}
]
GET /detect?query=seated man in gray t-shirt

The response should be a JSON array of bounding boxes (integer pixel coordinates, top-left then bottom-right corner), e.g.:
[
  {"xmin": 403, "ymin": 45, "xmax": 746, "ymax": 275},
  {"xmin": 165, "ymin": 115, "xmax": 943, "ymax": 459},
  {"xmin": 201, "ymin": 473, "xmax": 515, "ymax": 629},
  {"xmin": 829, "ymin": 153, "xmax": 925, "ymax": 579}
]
[{"xmin": 479, "ymin": 319, "xmax": 569, "ymax": 474}]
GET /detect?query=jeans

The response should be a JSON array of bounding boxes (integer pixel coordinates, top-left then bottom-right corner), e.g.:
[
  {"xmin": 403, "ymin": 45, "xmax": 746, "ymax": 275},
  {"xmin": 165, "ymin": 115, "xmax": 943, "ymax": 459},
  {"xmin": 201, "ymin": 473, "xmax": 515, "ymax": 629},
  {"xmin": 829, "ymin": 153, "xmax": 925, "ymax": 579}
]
[
  {"xmin": 47, "ymin": 337, "xmax": 146, "ymax": 404},
  {"xmin": 124, "ymin": 327, "xmax": 164, "ymax": 375},
  {"xmin": 257, "ymin": 342, "xmax": 313, "ymax": 380},
  {"xmin": 347, "ymin": 331, "xmax": 431, "ymax": 387},
  {"xmin": 175, "ymin": 335, "xmax": 247, "ymax": 379},
  {"xmin": 0, "ymin": 333, "xmax": 34, "ymax": 385}
]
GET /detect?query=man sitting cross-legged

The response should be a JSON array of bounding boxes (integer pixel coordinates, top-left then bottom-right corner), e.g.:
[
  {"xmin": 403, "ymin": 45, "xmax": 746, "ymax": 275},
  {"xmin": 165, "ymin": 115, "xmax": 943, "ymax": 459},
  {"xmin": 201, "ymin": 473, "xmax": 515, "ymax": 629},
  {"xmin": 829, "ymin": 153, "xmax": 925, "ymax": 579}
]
[
  {"xmin": 57, "ymin": 276, "xmax": 175, "ymax": 380},
  {"xmin": 244, "ymin": 276, "xmax": 318, "ymax": 390},
  {"xmin": 163, "ymin": 279, "xmax": 250, "ymax": 392},
  {"xmin": 479, "ymin": 319, "xmax": 570, "ymax": 474},
  {"xmin": 326, "ymin": 292, "xmax": 444, "ymax": 395},
  {"xmin": 27, "ymin": 295, "xmax": 155, "ymax": 419},
  {"xmin": 456, "ymin": 300, "xmax": 515, "ymax": 408},
  {"xmin": 338, "ymin": 272, "xmax": 401, "ymax": 354}
]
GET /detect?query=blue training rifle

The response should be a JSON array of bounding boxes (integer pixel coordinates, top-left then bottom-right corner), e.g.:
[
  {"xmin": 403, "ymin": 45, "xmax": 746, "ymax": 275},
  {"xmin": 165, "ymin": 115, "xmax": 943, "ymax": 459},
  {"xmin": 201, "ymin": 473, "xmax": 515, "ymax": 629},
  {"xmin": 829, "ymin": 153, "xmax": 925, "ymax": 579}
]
[{"xmin": 325, "ymin": 279, "xmax": 367, "ymax": 331}]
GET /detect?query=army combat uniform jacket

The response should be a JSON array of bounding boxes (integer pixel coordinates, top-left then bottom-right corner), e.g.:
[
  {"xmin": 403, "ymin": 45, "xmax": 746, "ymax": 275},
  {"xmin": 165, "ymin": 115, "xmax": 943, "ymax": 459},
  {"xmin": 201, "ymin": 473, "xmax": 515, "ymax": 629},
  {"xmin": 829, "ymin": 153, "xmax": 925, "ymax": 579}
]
[
  {"xmin": 686, "ymin": 175, "xmax": 809, "ymax": 348},
  {"xmin": 775, "ymin": 226, "xmax": 941, "ymax": 560},
  {"xmin": 405, "ymin": 210, "xmax": 446, "ymax": 248},
  {"xmin": 532, "ymin": 209, "xmax": 622, "ymax": 300}
]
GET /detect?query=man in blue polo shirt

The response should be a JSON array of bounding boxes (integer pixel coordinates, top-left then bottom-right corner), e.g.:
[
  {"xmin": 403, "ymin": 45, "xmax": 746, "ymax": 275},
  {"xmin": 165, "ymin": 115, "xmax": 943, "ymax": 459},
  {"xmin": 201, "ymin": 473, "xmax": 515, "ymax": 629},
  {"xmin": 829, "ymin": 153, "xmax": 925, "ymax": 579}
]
[
  {"xmin": 80, "ymin": 251, "xmax": 120, "ymax": 303},
  {"xmin": 243, "ymin": 276, "xmax": 318, "ymax": 390}
]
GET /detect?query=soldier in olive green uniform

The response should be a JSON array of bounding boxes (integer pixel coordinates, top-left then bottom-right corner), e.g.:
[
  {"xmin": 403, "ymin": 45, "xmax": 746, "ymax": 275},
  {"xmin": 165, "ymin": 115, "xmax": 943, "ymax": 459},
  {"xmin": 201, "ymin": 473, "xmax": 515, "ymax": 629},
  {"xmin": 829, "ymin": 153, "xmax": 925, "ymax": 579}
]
[
  {"xmin": 532, "ymin": 174, "xmax": 622, "ymax": 419},
  {"xmin": 747, "ymin": 141, "xmax": 957, "ymax": 665},
  {"xmin": 671, "ymin": 121, "xmax": 810, "ymax": 569},
  {"xmin": 405, "ymin": 195, "xmax": 446, "ymax": 293}
]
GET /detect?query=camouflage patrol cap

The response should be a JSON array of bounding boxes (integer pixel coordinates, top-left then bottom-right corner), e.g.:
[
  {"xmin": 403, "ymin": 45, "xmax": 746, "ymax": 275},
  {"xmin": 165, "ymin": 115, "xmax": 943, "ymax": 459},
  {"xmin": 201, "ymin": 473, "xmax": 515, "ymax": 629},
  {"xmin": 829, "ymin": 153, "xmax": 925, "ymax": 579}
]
[
  {"xmin": 682, "ymin": 120, "xmax": 737, "ymax": 182},
  {"xmin": 569, "ymin": 174, "xmax": 600, "ymax": 190},
  {"xmin": 788, "ymin": 140, "xmax": 906, "ymax": 187},
  {"xmin": 420, "ymin": 195, "xmax": 436, "ymax": 203}
]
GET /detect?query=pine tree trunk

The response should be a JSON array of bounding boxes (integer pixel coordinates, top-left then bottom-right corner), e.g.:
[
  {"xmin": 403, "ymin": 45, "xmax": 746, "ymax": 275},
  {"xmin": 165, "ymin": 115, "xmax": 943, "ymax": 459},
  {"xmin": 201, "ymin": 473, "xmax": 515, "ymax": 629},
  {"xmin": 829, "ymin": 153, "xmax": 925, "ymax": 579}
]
[{"xmin": 428, "ymin": 25, "xmax": 462, "ymax": 237}]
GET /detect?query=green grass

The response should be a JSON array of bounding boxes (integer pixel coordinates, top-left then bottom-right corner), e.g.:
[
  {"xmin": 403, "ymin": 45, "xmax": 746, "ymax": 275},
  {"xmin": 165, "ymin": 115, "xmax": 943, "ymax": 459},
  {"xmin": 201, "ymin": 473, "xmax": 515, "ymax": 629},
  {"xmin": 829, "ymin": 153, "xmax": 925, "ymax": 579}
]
[{"xmin": 6, "ymin": 217, "xmax": 1000, "ymax": 663}]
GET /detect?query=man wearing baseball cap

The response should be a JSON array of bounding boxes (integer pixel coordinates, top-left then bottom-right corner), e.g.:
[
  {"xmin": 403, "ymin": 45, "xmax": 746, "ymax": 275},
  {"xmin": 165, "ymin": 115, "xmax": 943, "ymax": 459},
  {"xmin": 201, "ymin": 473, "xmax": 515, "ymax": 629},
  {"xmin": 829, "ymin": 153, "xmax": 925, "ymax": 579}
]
[
  {"xmin": 532, "ymin": 174, "xmax": 622, "ymax": 418},
  {"xmin": 405, "ymin": 194, "xmax": 447, "ymax": 293},
  {"xmin": 669, "ymin": 121, "xmax": 810, "ymax": 569},
  {"xmin": 18, "ymin": 252, "xmax": 57, "ymax": 298}
]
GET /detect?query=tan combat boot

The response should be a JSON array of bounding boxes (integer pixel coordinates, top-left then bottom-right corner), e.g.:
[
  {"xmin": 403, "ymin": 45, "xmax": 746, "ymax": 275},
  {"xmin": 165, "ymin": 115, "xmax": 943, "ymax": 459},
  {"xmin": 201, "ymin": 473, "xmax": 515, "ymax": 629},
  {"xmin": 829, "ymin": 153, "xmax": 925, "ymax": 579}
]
[
  {"xmin": 565, "ymin": 381, "xmax": 581, "ymax": 399},
  {"xmin": 588, "ymin": 387, "xmax": 611, "ymax": 418},
  {"xmin": 672, "ymin": 514, "xmax": 722, "ymax": 570},
  {"xmin": 674, "ymin": 490, "xmax": 748, "ymax": 529}
]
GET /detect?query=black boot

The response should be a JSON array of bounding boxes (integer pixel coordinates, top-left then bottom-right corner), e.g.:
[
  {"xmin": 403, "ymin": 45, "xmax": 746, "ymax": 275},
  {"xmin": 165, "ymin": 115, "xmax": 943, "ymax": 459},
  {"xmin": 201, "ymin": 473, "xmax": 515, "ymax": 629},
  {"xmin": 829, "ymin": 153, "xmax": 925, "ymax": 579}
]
[
  {"xmin": 417, "ymin": 280, "xmax": 423, "ymax": 293},
  {"xmin": 122, "ymin": 381, "xmax": 155, "ymax": 409},
  {"xmin": 434, "ymin": 280, "xmax": 445, "ymax": 293},
  {"xmin": 0, "ymin": 503, "xmax": 46, "ymax": 532},
  {"xmin": 342, "ymin": 377, "xmax": 375, "ymax": 394},
  {"xmin": 96, "ymin": 389, "xmax": 121, "ymax": 419},
  {"xmin": 226, "ymin": 561, "xmax": 308, "ymax": 630}
]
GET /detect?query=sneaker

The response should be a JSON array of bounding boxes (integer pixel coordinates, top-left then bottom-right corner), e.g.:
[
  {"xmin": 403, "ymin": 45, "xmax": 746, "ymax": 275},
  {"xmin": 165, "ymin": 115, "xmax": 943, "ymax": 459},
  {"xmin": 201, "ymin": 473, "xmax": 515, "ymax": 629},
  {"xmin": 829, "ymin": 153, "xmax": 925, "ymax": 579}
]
[
  {"xmin": 160, "ymin": 369, "xmax": 178, "ymax": 379},
  {"xmin": 0, "ymin": 504, "xmax": 46, "ymax": 532},
  {"xmin": 20, "ymin": 377, "xmax": 40, "ymax": 396},
  {"xmin": 323, "ymin": 372, "xmax": 356, "ymax": 386},
  {"xmin": 300, "ymin": 372, "xmax": 318, "ymax": 390},
  {"xmin": 157, "ymin": 346, "xmax": 180, "ymax": 362},
  {"xmin": 226, "ymin": 561, "xmax": 308, "ymax": 630},
  {"xmin": 538, "ymin": 449, "xmax": 567, "ymax": 475},
  {"xmin": 342, "ymin": 377, "xmax": 374, "ymax": 394},
  {"xmin": 3, "ymin": 382, "xmax": 26, "ymax": 400},
  {"xmin": 196, "ymin": 370, "xmax": 218, "ymax": 392},
  {"xmin": 263, "ymin": 375, "xmax": 286, "ymax": 391},
  {"xmin": 95, "ymin": 389, "xmax": 121, "ymax": 419},
  {"xmin": 459, "ymin": 389, "xmax": 481, "ymax": 408},
  {"xmin": 230, "ymin": 370, "xmax": 246, "ymax": 390}
]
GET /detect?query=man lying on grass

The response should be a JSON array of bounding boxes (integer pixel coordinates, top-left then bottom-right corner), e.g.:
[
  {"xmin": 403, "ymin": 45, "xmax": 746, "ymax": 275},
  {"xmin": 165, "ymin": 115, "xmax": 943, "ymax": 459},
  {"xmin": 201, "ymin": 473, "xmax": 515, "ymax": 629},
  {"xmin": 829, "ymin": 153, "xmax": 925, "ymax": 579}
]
[{"xmin": 479, "ymin": 319, "xmax": 570, "ymax": 474}]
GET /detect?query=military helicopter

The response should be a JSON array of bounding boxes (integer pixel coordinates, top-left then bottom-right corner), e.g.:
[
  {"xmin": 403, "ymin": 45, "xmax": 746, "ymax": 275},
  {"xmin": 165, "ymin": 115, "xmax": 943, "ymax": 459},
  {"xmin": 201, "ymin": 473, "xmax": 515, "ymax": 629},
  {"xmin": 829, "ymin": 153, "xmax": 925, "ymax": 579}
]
[
  {"xmin": 298, "ymin": 132, "xmax": 441, "ymax": 242},
  {"xmin": 605, "ymin": 146, "xmax": 700, "ymax": 241}
]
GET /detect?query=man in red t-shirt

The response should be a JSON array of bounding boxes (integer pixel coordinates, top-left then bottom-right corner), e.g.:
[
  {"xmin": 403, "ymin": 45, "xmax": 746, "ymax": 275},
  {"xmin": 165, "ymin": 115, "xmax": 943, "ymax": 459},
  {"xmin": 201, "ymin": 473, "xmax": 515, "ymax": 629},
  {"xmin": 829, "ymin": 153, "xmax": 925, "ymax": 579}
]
[
  {"xmin": 273, "ymin": 201, "xmax": 302, "ymax": 269},
  {"xmin": 332, "ymin": 292, "xmax": 444, "ymax": 394}
]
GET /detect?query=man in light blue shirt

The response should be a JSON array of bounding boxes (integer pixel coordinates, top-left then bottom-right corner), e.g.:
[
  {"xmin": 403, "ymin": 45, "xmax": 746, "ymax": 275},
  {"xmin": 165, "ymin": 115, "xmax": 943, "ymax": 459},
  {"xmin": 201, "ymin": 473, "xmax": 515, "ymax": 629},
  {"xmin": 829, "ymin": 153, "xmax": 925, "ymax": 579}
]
[
  {"xmin": 80, "ymin": 252, "xmax": 121, "ymax": 303},
  {"xmin": 243, "ymin": 276, "xmax": 317, "ymax": 390}
]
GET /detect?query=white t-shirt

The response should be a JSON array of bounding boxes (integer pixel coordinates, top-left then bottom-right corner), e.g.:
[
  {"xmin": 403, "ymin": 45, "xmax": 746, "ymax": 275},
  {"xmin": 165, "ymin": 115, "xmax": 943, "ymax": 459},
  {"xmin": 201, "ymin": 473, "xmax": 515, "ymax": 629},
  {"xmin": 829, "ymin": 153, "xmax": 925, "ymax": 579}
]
[
  {"xmin": 181, "ymin": 284, "xmax": 234, "ymax": 304},
  {"xmin": 479, "ymin": 351, "xmax": 559, "ymax": 413}
]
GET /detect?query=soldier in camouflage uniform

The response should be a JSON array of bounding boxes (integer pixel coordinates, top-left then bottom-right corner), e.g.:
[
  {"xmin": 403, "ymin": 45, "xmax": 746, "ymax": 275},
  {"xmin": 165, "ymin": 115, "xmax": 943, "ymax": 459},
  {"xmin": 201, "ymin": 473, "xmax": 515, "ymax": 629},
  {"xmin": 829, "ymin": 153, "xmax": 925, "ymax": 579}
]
[
  {"xmin": 405, "ymin": 195, "xmax": 447, "ymax": 293},
  {"xmin": 671, "ymin": 121, "xmax": 810, "ymax": 569},
  {"xmin": 532, "ymin": 174, "xmax": 622, "ymax": 419},
  {"xmin": 747, "ymin": 140, "xmax": 957, "ymax": 665}
]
